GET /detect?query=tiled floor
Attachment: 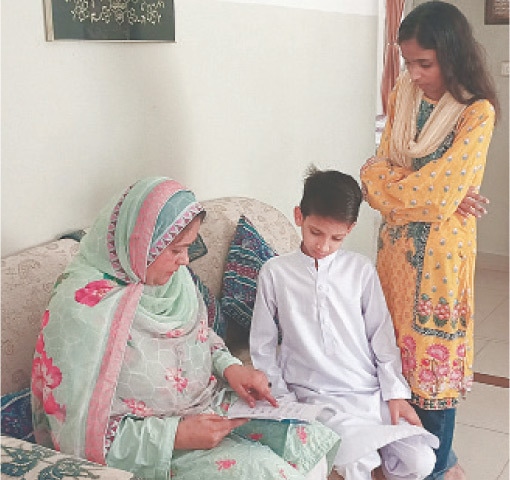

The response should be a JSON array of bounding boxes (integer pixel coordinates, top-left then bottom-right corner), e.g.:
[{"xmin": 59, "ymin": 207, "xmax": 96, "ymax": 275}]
[{"xmin": 453, "ymin": 266, "xmax": 509, "ymax": 479}]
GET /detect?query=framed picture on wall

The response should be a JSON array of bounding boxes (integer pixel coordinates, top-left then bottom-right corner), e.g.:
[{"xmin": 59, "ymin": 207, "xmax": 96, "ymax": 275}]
[
  {"xmin": 485, "ymin": 0, "xmax": 509, "ymax": 25},
  {"xmin": 43, "ymin": 0, "xmax": 175, "ymax": 42}
]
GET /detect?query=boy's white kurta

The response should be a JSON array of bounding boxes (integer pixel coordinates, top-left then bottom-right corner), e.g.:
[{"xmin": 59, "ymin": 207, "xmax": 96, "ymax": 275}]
[{"xmin": 250, "ymin": 248, "xmax": 439, "ymax": 479}]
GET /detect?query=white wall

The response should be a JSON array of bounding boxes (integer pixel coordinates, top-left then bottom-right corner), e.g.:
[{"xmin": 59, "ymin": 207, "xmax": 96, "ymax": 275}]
[{"xmin": 2, "ymin": 0, "xmax": 379, "ymax": 258}]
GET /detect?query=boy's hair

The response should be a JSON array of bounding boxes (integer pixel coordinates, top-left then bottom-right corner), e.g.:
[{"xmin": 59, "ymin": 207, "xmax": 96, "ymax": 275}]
[
  {"xmin": 299, "ymin": 165, "xmax": 362, "ymax": 224},
  {"xmin": 398, "ymin": 1, "xmax": 499, "ymax": 121}
]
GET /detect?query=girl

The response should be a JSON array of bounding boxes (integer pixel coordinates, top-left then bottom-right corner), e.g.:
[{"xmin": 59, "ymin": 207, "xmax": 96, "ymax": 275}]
[{"xmin": 360, "ymin": 2, "xmax": 499, "ymax": 479}]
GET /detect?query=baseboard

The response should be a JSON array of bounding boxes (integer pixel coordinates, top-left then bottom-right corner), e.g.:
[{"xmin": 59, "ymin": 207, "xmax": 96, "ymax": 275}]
[{"xmin": 477, "ymin": 252, "xmax": 509, "ymax": 272}]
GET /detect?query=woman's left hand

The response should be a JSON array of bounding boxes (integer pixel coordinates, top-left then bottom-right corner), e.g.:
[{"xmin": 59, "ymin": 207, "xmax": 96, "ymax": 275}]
[
  {"xmin": 224, "ymin": 364, "xmax": 278, "ymax": 408},
  {"xmin": 456, "ymin": 186, "xmax": 489, "ymax": 218}
]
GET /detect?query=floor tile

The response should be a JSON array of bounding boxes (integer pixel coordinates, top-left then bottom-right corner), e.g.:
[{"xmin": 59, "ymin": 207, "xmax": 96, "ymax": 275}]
[
  {"xmin": 474, "ymin": 340, "xmax": 510, "ymax": 378},
  {"xmin": 474, "ymin": 269, "xmax": 510, "ymax": 295},
  {"xmin": 453, "ymin": 423, "xmax": 509, "ymax": 480},
  {"xmin": 475, "ymin": 300, "xmax": 510, "ymax": 341},
  {"xmin": 474, "ymin": 336, "xmax": 491, "ymax": 356},
  {"xmin": 457, "ymin": 382, "xmax": 509, "ymax": 434},
  {"xmin": 474, "ymin": 289, "xmax": 508, "ymax": 322},
  {"xmin": 497, "ymin": 462, "xmax": 509, "ymax": 480}
]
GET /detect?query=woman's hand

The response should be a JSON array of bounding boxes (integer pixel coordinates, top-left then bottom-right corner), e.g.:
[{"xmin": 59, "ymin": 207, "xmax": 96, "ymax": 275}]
[
  {"xmin": 388, "ymin": 399, "xmax": 422, "ymax": 427},
  {"xmin": 223, "ymin": 364, "xmax": 277, "ymax": 408},
  {"xmin": 456, "ymin": 186, "xmax": 489, "ymax": 218},
  {"xmin": 174, "ymin": 414, "xmax": 249, "ymax": 450}
]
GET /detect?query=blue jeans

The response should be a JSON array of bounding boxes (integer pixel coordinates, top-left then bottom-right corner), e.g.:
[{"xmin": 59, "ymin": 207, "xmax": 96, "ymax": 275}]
[{"xmin": 412, "ymin": 405, "xmax": 458, "ymax": 480}]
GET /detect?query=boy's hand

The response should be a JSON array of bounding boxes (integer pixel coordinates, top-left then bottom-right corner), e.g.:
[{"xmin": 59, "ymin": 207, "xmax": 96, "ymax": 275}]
[
  {"xmin": 388, "ymin": 399, "xmax": 422, "ymax": 427},
  {"xmin": 224, "ymin": 364, "xmax": 277, "ymax": 408}
]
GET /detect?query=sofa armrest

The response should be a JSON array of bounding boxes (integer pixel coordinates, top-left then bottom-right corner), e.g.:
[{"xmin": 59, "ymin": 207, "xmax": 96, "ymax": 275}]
[
  {"xmin": 1, "ymin": 239, "xmax": 80, "ymax": 395},
  {"xmin": 1, "ymin": 435, "xmax": 137, "ymax": 479}
]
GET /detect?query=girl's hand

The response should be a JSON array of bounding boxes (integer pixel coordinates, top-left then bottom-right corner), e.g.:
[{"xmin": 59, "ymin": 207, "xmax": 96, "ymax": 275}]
[
  {"xmin": 174, "ymin": 414, "xmax": 249, "ymax": 450},
  {"xmin": 224, "ymin": 364, "xmax": 277, "ymax": 408},
  {"xmin": 388, "ymin": 399, "xmax": 422, "ymax": 427},
  {"xmin": 456, "ymin": 186, "xmax": 489, "ymax": 218}
]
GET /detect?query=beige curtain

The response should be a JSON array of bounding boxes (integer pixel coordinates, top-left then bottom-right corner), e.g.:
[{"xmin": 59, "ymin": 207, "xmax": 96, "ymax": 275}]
[{"xmin": 380, "ymin": 0, "xmax": 406, "ymax": 115}]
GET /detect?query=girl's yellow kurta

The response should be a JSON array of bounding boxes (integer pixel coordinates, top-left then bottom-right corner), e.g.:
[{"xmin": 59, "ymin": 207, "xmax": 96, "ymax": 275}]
[{"xmin": 361, "ymin": 86, "xmax": 495, "ymax": 410}]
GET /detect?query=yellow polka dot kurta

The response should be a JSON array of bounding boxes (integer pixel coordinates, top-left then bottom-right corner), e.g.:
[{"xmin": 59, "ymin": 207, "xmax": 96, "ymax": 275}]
[{"xmin": 361, "ymin": 89, "xmax": 495, "ymax": 410}]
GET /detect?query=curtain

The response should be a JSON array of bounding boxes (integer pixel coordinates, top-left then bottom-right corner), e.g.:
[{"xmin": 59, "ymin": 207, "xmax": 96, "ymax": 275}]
[{"xmin": 380, "ymin": 0, "xmax": 406, "ymax": 115}]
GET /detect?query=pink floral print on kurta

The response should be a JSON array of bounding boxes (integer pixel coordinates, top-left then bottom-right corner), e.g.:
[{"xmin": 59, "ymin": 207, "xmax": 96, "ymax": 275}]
[
  {"xmin": 122, "ymin": 398, "xmax": 154, "ymax": 416},
  {"xmin": 296, "ymin": 426, "xmax": 308, "ymax": 445},
  {"xmin": 32, "ymin": 311, "xmax": 66, "ymax": 423},
  {"xmin": 401, "ymin": 335, "xmax": 417, "ymax": 378},
  {"xmin": 216, "ymin": 459, "xmax": 236, "ymax": 470},
  {"xmin": 197, "ymin": 320, "xmax": 208, "ymax": 343},
  {"xmin": 166, "ymin": 328, "xmax": 184, "ymax": 338},
  {"xmin": 418, "ymin": 344, "xmax": 451, "ymax": 395},
  {"xmin": 75, "ymin": 279, "xmax": 117, "ymax": 306},
  {"xmin": 165, "ymin": 367, "xmax": 189, "ymax": 392}
]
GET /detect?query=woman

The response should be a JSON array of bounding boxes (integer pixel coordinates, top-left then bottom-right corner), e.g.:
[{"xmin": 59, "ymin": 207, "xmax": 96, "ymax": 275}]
[
  {"xmin": 31, "ymin": 177, "xmax": 340, "ymax": 479},
  {"xmin": 360, "ymin": 2, "xmax": 499, "ymax": 479}
]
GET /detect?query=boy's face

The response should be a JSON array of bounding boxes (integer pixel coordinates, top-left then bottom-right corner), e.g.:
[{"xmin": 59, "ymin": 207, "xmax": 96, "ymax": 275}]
[{"xmin": 294, "ymin": 207, "xmax": 355, "ymax": 261}]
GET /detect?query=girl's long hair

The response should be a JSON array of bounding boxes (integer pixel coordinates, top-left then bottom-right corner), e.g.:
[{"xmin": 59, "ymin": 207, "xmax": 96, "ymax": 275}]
[{"xmin": 399, "ymin": 1, "xmax": 500, "ymax": 122}]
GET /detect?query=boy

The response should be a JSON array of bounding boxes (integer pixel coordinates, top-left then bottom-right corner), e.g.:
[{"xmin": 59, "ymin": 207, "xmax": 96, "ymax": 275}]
[{"xmin": 250, "ymin": 166, "xmax": 438, "ymax": 480}]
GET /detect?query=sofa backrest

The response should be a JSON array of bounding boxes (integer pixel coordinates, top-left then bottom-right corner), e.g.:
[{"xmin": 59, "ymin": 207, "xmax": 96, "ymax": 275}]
[
  {"xmin": 1, "ymin": 196, "xmax": 299, "ymax": 395},
  {"xmin": 195, "ymin": 197, "xmax": 299, "ymax": 297},
  {"xmin": 1, "ymin": 239, "xmax": 80, "ymax": 395}
]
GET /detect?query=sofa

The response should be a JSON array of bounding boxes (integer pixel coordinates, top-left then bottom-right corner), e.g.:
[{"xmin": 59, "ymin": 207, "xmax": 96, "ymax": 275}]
[{"xmin": 1, "ymin": 196, "xmax": 301, "ymax": 479}]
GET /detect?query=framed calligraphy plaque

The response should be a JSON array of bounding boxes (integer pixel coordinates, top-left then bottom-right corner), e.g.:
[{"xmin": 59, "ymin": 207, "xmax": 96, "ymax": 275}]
[
  {"xmin": 485, "ymin": 0, "xmax": 509, "ymax": 25},
  {"xmin": 44, "ymin": 0, "xmax": 175, "ymax": 42}
]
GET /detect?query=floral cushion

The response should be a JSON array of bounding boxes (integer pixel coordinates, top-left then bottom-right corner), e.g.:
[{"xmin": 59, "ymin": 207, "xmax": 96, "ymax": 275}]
[
  {"xmin": 1, "ymin": 435, "xmax": 136, "ymax": 479},
  {"xmin": 1, "ymin": 388, "xmax": 34, "ymax": 443},
  {"xmin": 220, "ymin": 216, "xmax": 277, "ymax": 331}
]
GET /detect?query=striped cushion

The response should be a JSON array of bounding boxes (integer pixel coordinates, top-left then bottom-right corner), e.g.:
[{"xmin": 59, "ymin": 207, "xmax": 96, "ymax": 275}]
[
  {"xmin": 188, "ymin": 267, "xmax": 226, "ymax": 339},
  {"xmin": 1, "ymin": 388, "xmax": 34, "ymax": 442},
  {"xmin": 220, "ymin": 216, "xmax": 277, "ymax": 330}
]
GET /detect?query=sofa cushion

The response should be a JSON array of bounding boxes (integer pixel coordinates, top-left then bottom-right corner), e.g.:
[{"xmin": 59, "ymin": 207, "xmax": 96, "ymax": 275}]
[
  {"xmin": 1, "ymin": 388, "xmax": 34, "ymax": 442},
  {"xmin": 188, "ymin": 267, "xmax": 226, "ymax": 339},
  {"xmin": 220, "ymin": 216, "xmax": 277, "ymax": 331},
  {"xmin": 1, "ymin": 239, "xmax": 80, "ymax": 395},
  {"xmin": 191, "ymin": 197, "xmax": 300, "ymax": 299},
  {"xmin": 1, "ymin": 435, "xmax": 135, "ymax": 479}
]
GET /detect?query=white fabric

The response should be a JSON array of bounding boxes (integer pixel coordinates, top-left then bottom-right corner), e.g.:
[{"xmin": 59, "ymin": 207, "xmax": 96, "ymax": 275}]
[
  {"xmin": 304, "ymin": 457, "xmax": 328, "ymax": 480},
  {"xmin": 250, "ymin": 248, "xmax": 439, "ymax": 480}
]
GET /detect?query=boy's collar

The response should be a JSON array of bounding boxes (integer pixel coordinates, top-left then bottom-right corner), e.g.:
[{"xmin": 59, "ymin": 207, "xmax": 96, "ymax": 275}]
[{"xmin": 298, "ymin": 245, "xmax": 339, "ymax": 269}]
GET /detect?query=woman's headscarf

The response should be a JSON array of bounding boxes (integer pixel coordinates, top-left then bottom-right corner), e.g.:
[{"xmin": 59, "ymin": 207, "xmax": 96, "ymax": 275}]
[{"xmin": 32, "ymin": 177, "xmax": 204, "ymax": 463}]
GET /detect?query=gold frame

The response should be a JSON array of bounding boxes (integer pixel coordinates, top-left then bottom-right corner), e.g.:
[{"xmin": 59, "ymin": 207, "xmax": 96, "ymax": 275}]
[{"xmin": 485, "ymin": 0, "xmax": 509, "ymax": 25}]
